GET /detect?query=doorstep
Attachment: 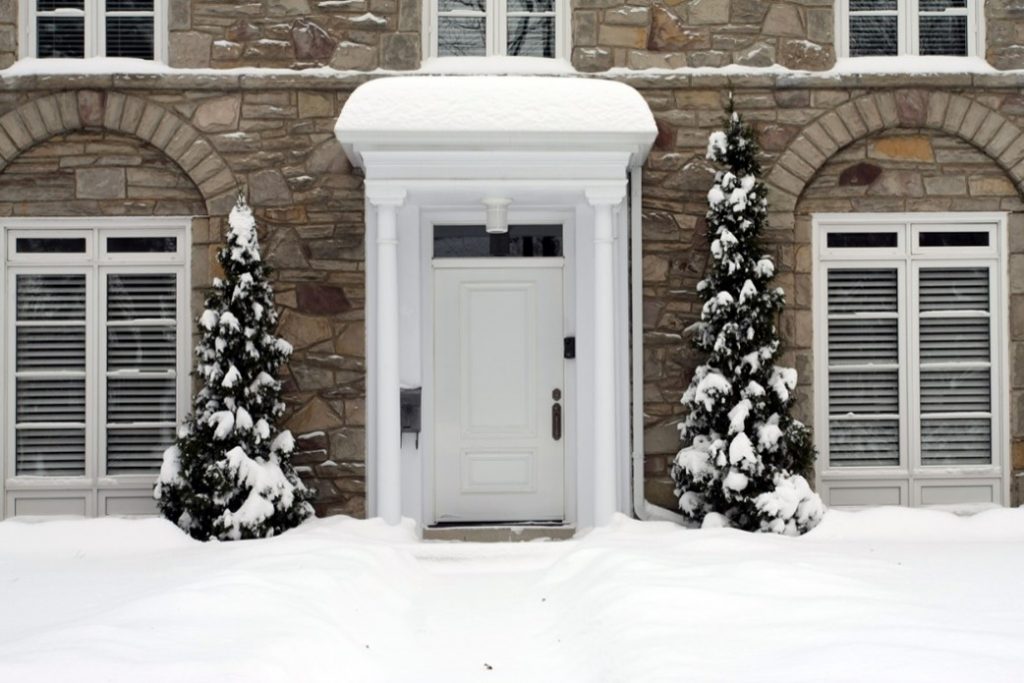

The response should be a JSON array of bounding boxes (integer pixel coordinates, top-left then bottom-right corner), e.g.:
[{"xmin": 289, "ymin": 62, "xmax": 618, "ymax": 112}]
[{"xmin": 421, "ymin": 524, "xmax": 576, "ymax": 542}]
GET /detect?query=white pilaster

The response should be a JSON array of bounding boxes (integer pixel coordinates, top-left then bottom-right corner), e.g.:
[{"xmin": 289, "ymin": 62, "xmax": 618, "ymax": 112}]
[
  {"xmin": 367, "ymin": 185, "xmax": 407, "ymax": 524},
  {"xmin": 586, "ymin": 185, "xmax": 626, "ymax": 526}
]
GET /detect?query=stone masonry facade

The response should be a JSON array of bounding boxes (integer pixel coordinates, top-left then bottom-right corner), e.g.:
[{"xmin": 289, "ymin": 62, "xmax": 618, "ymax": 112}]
[
  {"xmin": 1, "ymin": 3, "xmax": 1024, "ymax": 516},
  {"xmin": 3, "ymin": 1, "xmax": 1024, "ymax": 71}
]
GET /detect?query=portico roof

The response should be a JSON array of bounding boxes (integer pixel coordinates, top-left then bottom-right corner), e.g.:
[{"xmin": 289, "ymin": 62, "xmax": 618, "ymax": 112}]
[{"xmin": 335, "ymin": 76, "xmax": 658, "ymax": 167}]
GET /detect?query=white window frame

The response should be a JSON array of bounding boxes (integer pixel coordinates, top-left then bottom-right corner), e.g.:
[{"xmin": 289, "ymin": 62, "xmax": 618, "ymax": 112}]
[
  {"xmin": 19, "ymin": 0, "xmax": 168, "ymax": 62},
  {"xmin": 836, "ymin": 0, "xmax": 984, "ymax": 59},
  {"xmin": 812, "ymin": 213, "xmax": 1009, "ymax": 507},
  {"xmin": 423, "ymin": 0, "xmax": 569, "ymax": 60},
  {"xmin": 0, "ymin": 217, "xmax": 189, "ymax": 519}
]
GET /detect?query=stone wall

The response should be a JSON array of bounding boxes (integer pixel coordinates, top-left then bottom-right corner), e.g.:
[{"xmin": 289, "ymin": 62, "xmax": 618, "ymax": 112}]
[
  {"xmin": 573, "ymin": 0, "xmax": 835, "ymax": 71},
  {"xmin": 635, "ymin": 80, "xmax": 1024, "ymax": 509},
  {"xmin": 0, "ymin": 130, "xmax": 206, "ymax": 216},
  {"xmin": 0, "ymin": 83, "xmax": 369, "ymax": 517},
  {"xmin": 169, "ymin": 0, "xmax": 420, "ymax": 69},
  {"xmin": 2, "ymin": 2, "xmax": 1024, "ymax": 72}
]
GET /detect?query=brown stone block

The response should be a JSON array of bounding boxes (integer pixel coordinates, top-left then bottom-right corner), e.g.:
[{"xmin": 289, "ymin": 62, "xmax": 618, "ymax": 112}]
[
  {"xmin": 869, "ymin": 135, "xmax": 934, "ymax": 163},
  {"xmin": 598, "ymin": 24, "xmax": 648, "ymax": 49}
]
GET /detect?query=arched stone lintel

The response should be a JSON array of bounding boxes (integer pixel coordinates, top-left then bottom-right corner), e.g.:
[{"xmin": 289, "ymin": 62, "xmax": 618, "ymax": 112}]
[
  {"xmin": 0, "ymin": 91, "xmax": 237, "ymax": 215},
  {"xmin": 766, "ymin": 89, "xmax": 1024, "ymax": 208}
]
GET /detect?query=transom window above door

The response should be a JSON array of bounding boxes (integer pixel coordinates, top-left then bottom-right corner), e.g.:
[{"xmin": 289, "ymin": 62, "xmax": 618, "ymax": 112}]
[
  {"xmin": 842, "ymin": 0, "xmax": 980, "ymax": 58},
  {"xmin": 430, "ymin": 0, "xmax": 565, "ymax": 58},
  {"xmin": 25, "ymin": 0, "xmax": 164, "ymax": 60},
  {"xmin": 434, "ymin": 225, "xmax": 563, "ymax": 258}
]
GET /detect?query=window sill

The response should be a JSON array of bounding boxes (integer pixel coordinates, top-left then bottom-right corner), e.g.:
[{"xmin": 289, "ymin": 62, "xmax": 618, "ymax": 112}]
[
  {"xmin": 419, "ymin": 56, "xmax": 576, "ymax": 76},
  {"xmin": 831, "ymin": 56, "xmax": 996, "ymax": 75}
]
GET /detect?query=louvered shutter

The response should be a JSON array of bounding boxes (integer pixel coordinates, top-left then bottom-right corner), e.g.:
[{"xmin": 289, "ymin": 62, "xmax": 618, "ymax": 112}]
[
  {"xmin": 14, "ymin": 273, "xmax": 88, "ymax": 476},
  {"xmin": 104, "ymin": 272, "xmax": 178, "ymax": 474},
  {"xmin": 826, "ymin": 269, "xmax": 901, "ymax": 467},
  {"xmin": 917, "ymin": 267, "xmax": 992, "ymax": 465},
  {"xmin": 848, "ymin": 0, "xmax": 899, "ymax": 57}
]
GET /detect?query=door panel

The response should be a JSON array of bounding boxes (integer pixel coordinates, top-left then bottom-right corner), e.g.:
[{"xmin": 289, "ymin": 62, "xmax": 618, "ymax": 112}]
[{"xmin": 434, "ymin": 265, "xmax": 564, "ymax": 523}]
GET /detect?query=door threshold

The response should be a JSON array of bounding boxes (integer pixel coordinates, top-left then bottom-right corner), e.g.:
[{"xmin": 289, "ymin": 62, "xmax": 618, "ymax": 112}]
[{"xmin": 422, "ymin": 523, "xmax": 576, "ymax": 542}]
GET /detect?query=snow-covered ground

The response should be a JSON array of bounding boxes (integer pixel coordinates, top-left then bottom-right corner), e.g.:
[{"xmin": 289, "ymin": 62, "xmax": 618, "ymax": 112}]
[{"xmin": 1, "ymin": 509, "xmax": 1023, "ymax": 682}]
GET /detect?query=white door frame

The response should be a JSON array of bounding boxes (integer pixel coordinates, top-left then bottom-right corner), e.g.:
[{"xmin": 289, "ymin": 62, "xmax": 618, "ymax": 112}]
[{"xmin": 420, "ymin": 211, "xmax": 577, "ymax": 525}]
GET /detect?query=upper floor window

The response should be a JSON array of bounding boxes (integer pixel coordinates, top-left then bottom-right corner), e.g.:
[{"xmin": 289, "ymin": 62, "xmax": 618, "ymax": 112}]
[
  {"xmin": 26, "ymin": 0, "xmax": 163, "ymax": 60},
  {"xmin": 429, "ymin": 0, "xmax": 565, "ymax": 58},
  {"xmin": 841, "ymin": 0, "xmax": 980, "ymax": 58}
]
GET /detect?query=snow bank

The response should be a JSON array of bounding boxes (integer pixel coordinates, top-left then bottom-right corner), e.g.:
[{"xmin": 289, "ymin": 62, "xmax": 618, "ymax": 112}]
[{"xmin": 1, "ymin": 509, "xmax": 1023, "ymax": 682}]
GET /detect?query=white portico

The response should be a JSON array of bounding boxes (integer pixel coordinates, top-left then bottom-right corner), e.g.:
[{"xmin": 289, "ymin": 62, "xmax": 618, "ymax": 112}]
[{"xmin": 336, "ymin": 76, "xmax": 656, "ymax": 530}]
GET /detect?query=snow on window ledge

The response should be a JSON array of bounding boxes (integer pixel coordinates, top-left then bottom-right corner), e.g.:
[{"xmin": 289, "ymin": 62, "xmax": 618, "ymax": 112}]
[
  {"xmin": 828, "ymin": 56, "xmax": 998, "ymax": 75},
  {"xmin": 419, "ymin": 57, "xmax": 576, "ymax": 75}
]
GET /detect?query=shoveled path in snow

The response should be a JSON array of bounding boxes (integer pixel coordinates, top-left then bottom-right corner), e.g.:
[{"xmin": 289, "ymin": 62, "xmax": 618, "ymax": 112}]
[{"xmin": 1, "ymin": 509, "xmax": 1023, "ymax": 682}]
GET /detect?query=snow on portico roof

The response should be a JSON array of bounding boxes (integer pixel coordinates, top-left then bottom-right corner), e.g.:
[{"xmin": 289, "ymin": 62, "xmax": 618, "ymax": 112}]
[{"xmin": 335, "ymin": 76, "xmax": 658, "ymax": 165}]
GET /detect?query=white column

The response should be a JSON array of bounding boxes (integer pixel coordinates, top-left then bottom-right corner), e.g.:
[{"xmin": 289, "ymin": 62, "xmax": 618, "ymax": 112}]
[
  {"xmin": 367, "ymin": 186, "xmax": 406, "ymax": 525},
  {"xmin": 586, "ymin": 186, "xmax": 626, "ymax": 526}
]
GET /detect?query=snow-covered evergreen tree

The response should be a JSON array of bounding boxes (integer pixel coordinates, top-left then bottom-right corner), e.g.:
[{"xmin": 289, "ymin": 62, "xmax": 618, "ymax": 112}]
[
  {"xmin": 155, "ymin": 197, "xmax": 314, "ymax": 540},
  {"xmin": 672, "ymin": 106, "xmax": 825, "ymax": 535}
]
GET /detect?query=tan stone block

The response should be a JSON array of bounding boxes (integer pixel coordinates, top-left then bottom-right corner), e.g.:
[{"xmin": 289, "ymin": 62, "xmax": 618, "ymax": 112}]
[
  {"xmin": 923, "ymin": 175, "xmax": 966, "ymax": 196},
  {"xmin": 969, "ymin": 175, "xmax": 1015, "ymax": 197},
  {"xmin": 974, "ymin": 111, "xmax": 1005, "ymax": 148},
  {"xmin": 279, "ymin": 309, "xmax": 333, "ymax": 349},
  {"xmin": 869, "ymin": 136, "xmax": 934, "ymax": 162},
  {"xmin": 1013, "ymin": 440, "xmax": 1024, "ymax": 470},
  {"xmin": 925, "ymin": 91, "xmax": 950, "ymax": 129},
  {"xmin": 287, "ymin": 397, "xmax": 344, "ymax": 435},
  {"xmin": 36, "ymin": 96, "xmax": 62, "ymax": 135},
  {"xmin": 673, "ymin": 90, "xmax": 722, "ymax": 109},
  {"xmin": 854, "ymin": 95, "xmax": 883, "ymax": 133},
  {"xmin": 193, "ymin": 95, "xmax": 241, "ymax": 133},
  {"xmin": 598, "ymin": 24, "xmax": 648, "ymax": 49},
  {"xmin": 76, "ymin": 167, "xmax": 125, "ymax": 199},
  {"xmin": 688, "ymin": 0, "xmax": 728, "ymax": 25},
  {"xmin": 643, "ymin": 254, "xmax": 670, "ymax": 281},
  {"xmin": 298, "ymin": 92, "xmax": 333, "ymax": 118},
  {"xmin": 763, "ymin": 3, "xmax": 803, "ymax": 37},
  {"xmin": 959, "ymin": 101, "xmax": 989, "ymax": 140},
  {"xmin": 334, "ymin": 321, "xmax": 365, "ymax": 357}
]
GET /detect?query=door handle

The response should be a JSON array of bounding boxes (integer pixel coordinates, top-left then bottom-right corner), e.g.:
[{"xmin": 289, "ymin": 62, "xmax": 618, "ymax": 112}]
[{"xmin": 552, "ymin": 402, "xmax": 562, "ymax": 441}]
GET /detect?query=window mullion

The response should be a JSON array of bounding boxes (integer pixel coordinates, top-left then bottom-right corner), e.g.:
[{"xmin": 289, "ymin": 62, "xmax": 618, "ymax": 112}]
[
  {"xmin": 90, "ymin": 0, "xmax": 102, "ymax": 58},
  {"xmin": 906, "ymin": 258, "xmax": 919, "ymax": 479},
  {"xmin": 492, "ymin": 0, "xmax": 503, "ymax": 56}
]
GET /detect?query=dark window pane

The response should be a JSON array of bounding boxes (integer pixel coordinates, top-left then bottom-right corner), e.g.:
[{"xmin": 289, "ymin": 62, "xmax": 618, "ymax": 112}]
[
  {"xmin": 826, "ymin": 232, "xmax": 898, "ymax": 248},
  {"xmin": 438, "ymin": 0, "xmax": 486, "ymax": 11},
  {"xmin": 919, "ymin": 15, "xmax": 967, "ymax": 56},
  {"xmin": 437, "ymin": 17, "xmax": 486, "ymax": 56},
  {"xmin": 849, "ymin": 0, "xmax": 897, "ymax": 10},
  {"xmin": 919, "ymin": 0, "xmax": 966, "ymax": 10},
  {"xmin": 919, "ymin": 231, "xmax": 989, "ymax": 247},
  {"xmin": 37, "ymin": 0, "xmax": 84, "ymax": 10},
  {"xmin": 106, "ymin": 0, "xmax": 153, "ymax": 9},
  {"xmin": 107, "ymin": 236, "xmax": 177, "ymax": 253},
  {"xmin": 434, "ymin": 225, "xmax": 563, "ymax": 258},
  {"xmin": 507, "ymin": 16, "xmax": 555, "ymax": 57},
  {"xmin": 106, "ymin": 16, "xmax": 154, "ymax": 59},
  {"xmin": 37, "ymin": 17, "xmax": 85, "ymax": 58},
  {"xmin": 850, "ymin": 15, "xmax": 898, "ymax": 57},
  {"xmin": 16, "ymin": 237, "xmax": 87, "ymax": 253},
  {"xmin": 507, "ymin": 0, "xmax": 555, "ymax": 12}
]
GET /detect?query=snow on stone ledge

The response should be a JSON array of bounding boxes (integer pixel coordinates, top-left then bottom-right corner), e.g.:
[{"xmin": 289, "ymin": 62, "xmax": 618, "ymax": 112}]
[{"xmin": 335, "ymin": 75, "xmax": 658, "ymax": 142}]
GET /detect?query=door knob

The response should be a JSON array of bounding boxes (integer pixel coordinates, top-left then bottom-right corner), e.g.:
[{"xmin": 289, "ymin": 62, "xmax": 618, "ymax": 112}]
[{"xmin": 552, "ymin": 402, "xmax": 562, "ymax": 441}]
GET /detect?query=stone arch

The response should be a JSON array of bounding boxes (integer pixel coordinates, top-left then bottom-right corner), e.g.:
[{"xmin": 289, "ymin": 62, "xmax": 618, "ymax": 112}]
[
  {"xmin": 766, "ymin": 90, "xmax": 1024, "ymax": 211},
  {"xmin": 0, "ymin": 91, "xmax": 237, "ymax": 215}
]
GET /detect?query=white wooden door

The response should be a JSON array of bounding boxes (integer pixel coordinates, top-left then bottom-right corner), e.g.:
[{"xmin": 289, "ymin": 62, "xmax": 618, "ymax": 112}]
[{"xmin": 433, "ymin": 263, "xmax": 565, "ymax": 523}]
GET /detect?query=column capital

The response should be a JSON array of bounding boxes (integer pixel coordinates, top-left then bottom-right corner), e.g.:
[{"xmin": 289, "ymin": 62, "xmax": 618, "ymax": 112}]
[
  {"xmin": 585, "ymin": 184, "xmax": 626, "ymax": 207},
  {"xmin": 366, "ymin": 183, "xmax": 407, "ymax": 207}
]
